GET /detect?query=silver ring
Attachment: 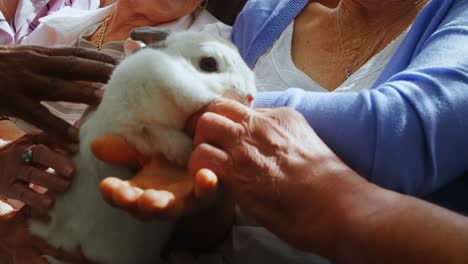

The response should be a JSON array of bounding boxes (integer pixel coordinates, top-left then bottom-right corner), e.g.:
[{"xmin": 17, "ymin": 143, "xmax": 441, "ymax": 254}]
[{"xmin": 22, "ymin": 145, "xmax": 35, "ymax": 164}]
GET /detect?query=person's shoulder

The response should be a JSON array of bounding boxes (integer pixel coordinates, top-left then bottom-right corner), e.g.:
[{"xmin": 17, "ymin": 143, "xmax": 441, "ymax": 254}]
[
  {"xmin": 235, "ymin": 0, "xmax": 295, "ymax": 20},
  {"xmin": 428, "ymin": 0, "xmax": 468, "ymax": 25},
  {"xmin": 231, "ymin": 0, "xmax": 308, "ymax": 68}
]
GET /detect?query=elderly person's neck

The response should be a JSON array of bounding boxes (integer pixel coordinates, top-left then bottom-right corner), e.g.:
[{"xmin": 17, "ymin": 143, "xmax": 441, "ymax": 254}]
[
  {"xmin": 337, "ymin": 0, "xmax": 428, "ymax": 24},
  {"xmin": 292, "ymin": 0, "xmax": 429, "ymax": 90},
  {"xmin": 345, "ymin": 0, "xmax": 428, "ymax": 12},
  {"xmin": 103, "ymin": 1, "xmax": 164, "ymax": 42},
  {"xmin": 100, "ymin": 0, "xmax": 199, "ymax": 43},
  {"xmin": 334, "ymin": 0, "xmax": 429, "ymax": 54}
]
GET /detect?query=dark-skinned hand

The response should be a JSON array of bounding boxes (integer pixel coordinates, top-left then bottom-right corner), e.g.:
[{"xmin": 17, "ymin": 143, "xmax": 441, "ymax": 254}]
[
  {"xmin": 0, "ymin": 45, "xmax": 118, "ymax": 143},
  {"xmin": 0, "ymin": 133, "xmax": 75, "ymax": 216}
]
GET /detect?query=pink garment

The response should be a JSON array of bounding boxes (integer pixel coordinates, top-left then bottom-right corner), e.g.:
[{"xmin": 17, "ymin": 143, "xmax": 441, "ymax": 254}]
[{"xmin": 0, "ymin": 0, "xmax": 100, "ymax": 45}]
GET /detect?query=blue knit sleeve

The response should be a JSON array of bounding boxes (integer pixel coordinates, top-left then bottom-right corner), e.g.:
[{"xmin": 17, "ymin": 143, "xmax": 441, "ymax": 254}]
[{"xmin": 252, "ymin": 1, "xmax": 468, "ymax": 196}]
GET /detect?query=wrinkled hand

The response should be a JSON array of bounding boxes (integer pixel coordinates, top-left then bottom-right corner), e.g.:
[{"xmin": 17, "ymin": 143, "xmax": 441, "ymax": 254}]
[
  {"xmin": 91, "ymin": 135, "xmax": 220, "ymax": 220},
  {"xmin": 189, "ymin": 98, "xmax": 358, "ymax": 250},
  {"xmin": 0, "ymin": 133, "xmax": 75, "ymax": 217},
  {"xmin": 0, "ymin": 45, "xmax": 118, "ymax": 143}
]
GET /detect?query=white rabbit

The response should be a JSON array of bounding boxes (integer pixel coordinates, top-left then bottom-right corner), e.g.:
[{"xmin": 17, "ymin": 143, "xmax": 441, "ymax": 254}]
[{"xmin": 28, "ymin": 29, "xmax": 256, "ymax": 264}]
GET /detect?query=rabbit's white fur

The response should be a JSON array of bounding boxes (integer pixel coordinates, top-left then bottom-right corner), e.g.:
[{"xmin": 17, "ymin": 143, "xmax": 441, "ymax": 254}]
[{"xmin": 28, "ymin": 31, "xmax": 256, "ymax": 264}]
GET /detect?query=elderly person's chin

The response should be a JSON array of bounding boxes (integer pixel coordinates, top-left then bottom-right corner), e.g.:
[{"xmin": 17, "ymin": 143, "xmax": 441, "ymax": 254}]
[{"xmin": 130, "ymin": 0, "xmax": 203, "ymax": 22}]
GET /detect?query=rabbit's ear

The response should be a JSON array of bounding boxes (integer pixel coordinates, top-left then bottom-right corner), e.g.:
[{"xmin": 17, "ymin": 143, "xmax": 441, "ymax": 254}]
[{"xmin": 130, "ymin": 27, "xmax": 171, "ymax": 45}]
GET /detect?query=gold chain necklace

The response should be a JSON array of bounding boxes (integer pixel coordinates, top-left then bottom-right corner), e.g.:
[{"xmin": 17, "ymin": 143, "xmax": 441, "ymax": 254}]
[
  {"xmin": 335, "ymin": 9, "xmax": 362, "ymax": 80},
  {"xmin": 96, "ymin": 16, "xmax": 111, "ymax": 51}
]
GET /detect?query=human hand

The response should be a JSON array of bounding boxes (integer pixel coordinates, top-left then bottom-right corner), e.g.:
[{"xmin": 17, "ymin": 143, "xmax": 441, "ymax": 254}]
[
  {"xmin": 0, "ymin": 46, "xmax": 118, "ymax": 143},
  {"xmin": 92, "ymin": 135, "xmax": 234, "ymax": 248},
  {"xmin": 189, "ymin": 98, "xmax": 365, "ymax": 251},
  {"xmin": 0, "ymin": 133, "xmax": 75, "ymax": 217},
  {"xmin": 91, "ymin": 135, "xmax": 221, "ymax": 220}
]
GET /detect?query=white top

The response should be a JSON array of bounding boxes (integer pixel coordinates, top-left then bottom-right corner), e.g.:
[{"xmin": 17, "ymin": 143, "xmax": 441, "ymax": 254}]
[{"xmin": 254, "ymin": 22, "xmax": 409, "ymax": 92}]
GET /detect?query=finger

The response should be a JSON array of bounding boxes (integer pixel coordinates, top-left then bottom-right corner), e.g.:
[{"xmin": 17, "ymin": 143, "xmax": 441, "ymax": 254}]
[
  {"xmin": 5, "ymin": 198, "xmax": 24, "ymax": 210},
  {"xmin": 137, "ymin": 190, "xmax": 176, "ymax": 216},
  {"xmin": 91, "ymin": 135, "xmax": 148, "ymax": 167},
  {"xmin": 112, "ymin": 182, "xmax": 143, "ymax": 209},
  {"xmin": 100, "ymin": 179, "xmax": 152, "ymax": 221},
  {"xmin": 19, "ymin": 205, "xmax": 50, "ymax": 222},
  {"xmin": 17, "ymin": 166, "xmax": 70, "ymax": 192},
  {"xmin": 100, "ymin": 177, "xmax": 123, "ymax": 207},
  {"xmin": 29, "ymin": 144, "xmax": 75, "ymax": 179},
  {"xmin": 13, "ymin": 97, "xmax": 79, "ymax": 142},
  {"xmin": 8, "ymin": 182, "xmax": 53, "ymax": 213},
  {"xmin": 194, "ymin": 169, "xmax": 218, "ymax": 203},
  {"xmin": 188, "ymin": 143, "xmax": 229, "ymax": 177},
  {"xmin": 194, "ymin": 112, "xmax": 244, "ymax": 147},
  {"xmin": 44, "ymin": 47, "xmax": 119, "ymax": 65},
  {"xmin": 34, "ymin": 75, "xmax": 102, "ymax": 106},
  {"xmin": 185, "ymin": 108, "xmax": 204, "ymax": 137},
  {"xmin": 204, "ymin": 98, "xmax": 252, "ymax": 123},
  {"xmin": 30, "ymin": 133, "xmax": 79, "ymax": 154},
  {"xmin": 254, "ymin": 108, "xmax": 271, "ymax": 113},
  {"xmin": 40, "ymin": 55, "xmax": 115, "ymax": 83},
  {"xmin": 0, "ymin": 200, "xmax": 17, "ymax": 220}
]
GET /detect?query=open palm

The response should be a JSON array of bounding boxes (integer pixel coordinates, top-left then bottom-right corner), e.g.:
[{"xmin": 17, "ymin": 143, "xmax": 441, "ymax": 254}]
[{"xmin": 92, "ymin": 135, "xmax": 220, "ymax": 220}]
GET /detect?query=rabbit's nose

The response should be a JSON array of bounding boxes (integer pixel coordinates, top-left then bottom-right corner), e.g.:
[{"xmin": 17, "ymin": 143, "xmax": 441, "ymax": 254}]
[
  {"xmin": 245, "ymin": 95, "xmax": 254, "ymax": 106},
  {"xmin": 223, "ymin": 91, "xmax": 254, "ymax": 106}
]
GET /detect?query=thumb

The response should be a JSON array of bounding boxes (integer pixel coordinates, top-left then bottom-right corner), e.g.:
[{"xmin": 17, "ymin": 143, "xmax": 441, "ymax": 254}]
[
  {"xmin": 91, "ymin": 135, "xmax": 148, "ymax": 168},
  {"xmin": 194, "ymin": 169, "xmax": 218, "ymax": 204}
]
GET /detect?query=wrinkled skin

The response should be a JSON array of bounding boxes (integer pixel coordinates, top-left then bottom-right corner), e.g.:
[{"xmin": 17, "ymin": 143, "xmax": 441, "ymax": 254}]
[
  {"xmin": 0, "ymin": 45, "xmax": 117, "ymax": 143},
  {"xmin": 0, "ymin": 133, "xmax": 75, "ymax": 216},
  {"xmin": 90, "ymin": 98, "xmax": 356, "ymax": 251},
  {"xmin": 188, "ymin": 98, "xmax": 358, "ymax": 250}
]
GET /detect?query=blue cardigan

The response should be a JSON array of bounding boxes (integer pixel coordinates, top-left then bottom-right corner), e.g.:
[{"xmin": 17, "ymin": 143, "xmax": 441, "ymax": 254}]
[{"xmin": 231, "ymin": 0, "xmax": 468, "ymax": 213}]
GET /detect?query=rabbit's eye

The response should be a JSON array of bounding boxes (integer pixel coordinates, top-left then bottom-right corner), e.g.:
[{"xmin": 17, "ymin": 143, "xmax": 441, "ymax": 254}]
[{"xmin": 199, "ymin": 57, "xmax": 219, "ymax": 73}]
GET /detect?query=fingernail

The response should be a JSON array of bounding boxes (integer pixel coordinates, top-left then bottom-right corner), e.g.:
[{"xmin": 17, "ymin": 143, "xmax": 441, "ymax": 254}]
[
  {"xmin": 134, "ymin": 187, "xmax": 144, "ymax": 195},
  {"xmin": 94, "ymin": 89, "xmax": 105, "ymax": 98},
  {"xmin": 126, "ymin": 188, "xmax": 140, "ymax": 201},
  {"xmin": 153, "ymin": 194, "xmax": 171, "ymax": 209},
  {"xmin": 67, "ymin": 127, "xmax": 80, "ymax": 141}
]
